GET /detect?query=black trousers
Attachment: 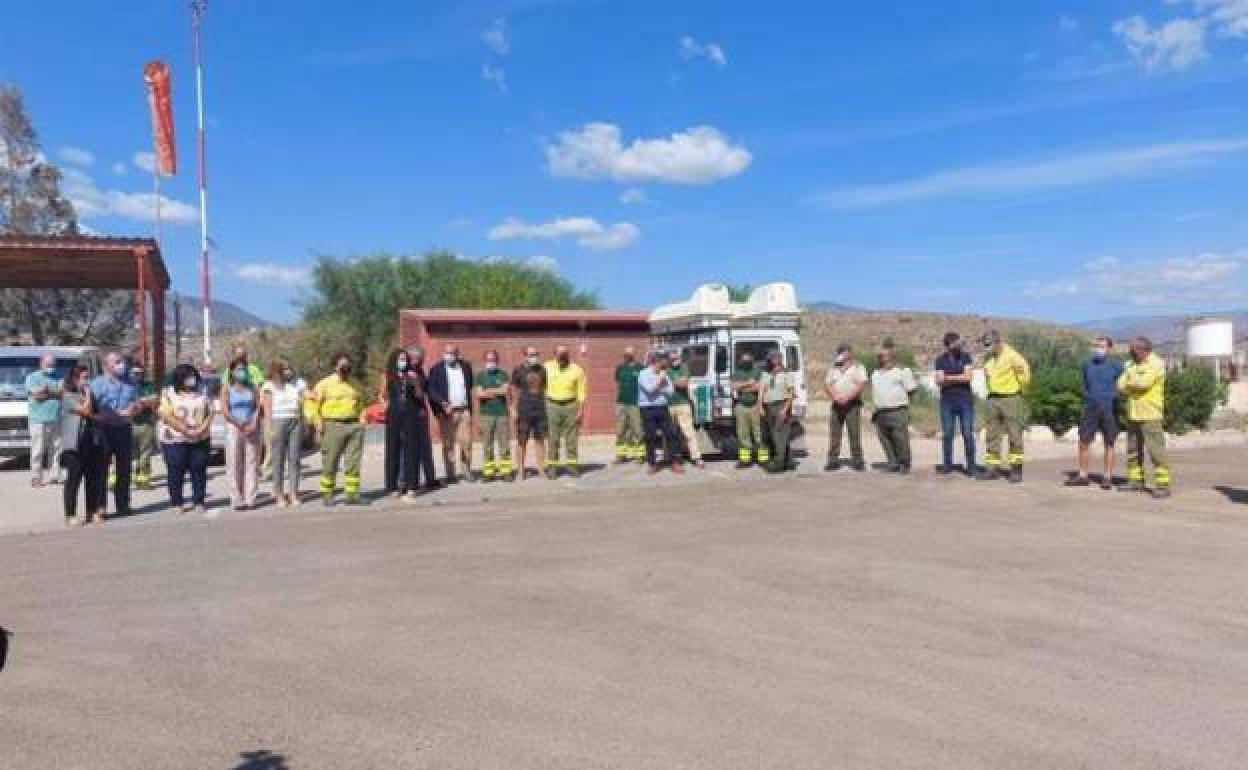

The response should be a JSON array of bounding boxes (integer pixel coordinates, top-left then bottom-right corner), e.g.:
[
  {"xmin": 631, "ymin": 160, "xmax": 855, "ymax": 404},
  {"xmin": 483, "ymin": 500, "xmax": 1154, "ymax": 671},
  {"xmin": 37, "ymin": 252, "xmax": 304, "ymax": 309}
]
[
  {"xmin": 386, "ymin": 409, "xmax": 437, "ymax": 491},
  {"xmin": 96, "ymin": 424, "xmax": 133, "ymax": 512},
  {"xmin": 163, "ymin": 441, "xmax": 210, "ymax": 506},
  {"xmin": 61, "ymin": 448, "xmax": 103, "ymax": 519},
  {"xmin": 641, "ymin": 405, "xmax": 683, "ymax": 467}
]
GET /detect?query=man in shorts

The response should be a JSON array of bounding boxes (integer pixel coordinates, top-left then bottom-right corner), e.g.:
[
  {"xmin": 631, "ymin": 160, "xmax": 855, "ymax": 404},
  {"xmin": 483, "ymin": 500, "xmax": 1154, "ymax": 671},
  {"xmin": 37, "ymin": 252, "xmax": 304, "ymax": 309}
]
[
  {"xmin": 1065, "ymin": 335, "xmax": 1124, "ymax": 490},
  {"xmin": 510, "ymin": 345, "xmax": 548, "ymax": 480}
]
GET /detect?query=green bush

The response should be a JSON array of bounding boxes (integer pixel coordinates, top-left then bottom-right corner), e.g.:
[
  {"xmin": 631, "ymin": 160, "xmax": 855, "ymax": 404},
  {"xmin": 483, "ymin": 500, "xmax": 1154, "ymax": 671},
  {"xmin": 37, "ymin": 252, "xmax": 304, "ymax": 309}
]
[
  {"xmin": 1164, "ymin": 365, "xmax": 1224, "ymax": 434},
  {"xmin": 1023, "ymin": 366, "xmax": 1084, "ymax": 436}
]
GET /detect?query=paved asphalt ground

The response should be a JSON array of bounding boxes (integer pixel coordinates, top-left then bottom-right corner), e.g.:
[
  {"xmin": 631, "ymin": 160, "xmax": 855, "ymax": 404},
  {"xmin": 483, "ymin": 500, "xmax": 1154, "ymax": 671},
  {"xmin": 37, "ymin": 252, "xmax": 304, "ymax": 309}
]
[{"xmin": 3, "ymin": 441, "xmax": 1248, "ymax": 768}]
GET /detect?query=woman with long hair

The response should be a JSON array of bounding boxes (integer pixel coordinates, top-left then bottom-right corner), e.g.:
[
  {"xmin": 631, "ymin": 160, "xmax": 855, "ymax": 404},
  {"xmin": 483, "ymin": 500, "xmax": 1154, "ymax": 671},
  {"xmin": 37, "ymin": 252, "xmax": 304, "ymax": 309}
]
[
  {"xmin": 220, "ymin": 355, "xmax": 262, "ymax": 510},
  {"xmin": 158, "ymin": 363, "xmax": 214, "ymax": 516},
  {"xmin": 262, "ymin": 359, "xmax": 306, "ymax": 507},
  {"xmin": 59, "ymin": 365, "xmax": 105, "ymax": 526},
  {"xmin": 379, "ymin": 347, "xmax": 436, "ymax": 499}
]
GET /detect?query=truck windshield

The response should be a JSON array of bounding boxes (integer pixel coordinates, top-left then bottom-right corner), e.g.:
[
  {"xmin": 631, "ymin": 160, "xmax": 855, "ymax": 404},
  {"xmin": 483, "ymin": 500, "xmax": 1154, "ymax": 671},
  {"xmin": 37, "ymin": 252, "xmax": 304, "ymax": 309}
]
[
  {"xmin": 733, "ymin": 341, "xmax": 779, "ymax": 368},
  {"xmin": 0, "ymin": 356, "xmax": 77, "ymax": 400},
  {"xmin": 684, "ymin": 345, "xmax": 710, "ymax": 376}
]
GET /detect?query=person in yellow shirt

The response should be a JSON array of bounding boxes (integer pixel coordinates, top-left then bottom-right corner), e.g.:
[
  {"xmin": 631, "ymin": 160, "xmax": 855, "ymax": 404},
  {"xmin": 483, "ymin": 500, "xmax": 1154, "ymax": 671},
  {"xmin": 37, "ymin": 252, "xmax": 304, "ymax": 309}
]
[
  {"xmin": 977, "ymin": 330, "xmax": 1031, "ymax": 483},
  {"xmin": 1117, "ymin": 337, "xmax": 1171, "ymax": 498},
  {"xmin": 543, "ymin": 344, "xmax": 587, "ymax": 479},
  {"xmin": 308, "ymin": 352, "xmax": 367, "ymax": 506}
]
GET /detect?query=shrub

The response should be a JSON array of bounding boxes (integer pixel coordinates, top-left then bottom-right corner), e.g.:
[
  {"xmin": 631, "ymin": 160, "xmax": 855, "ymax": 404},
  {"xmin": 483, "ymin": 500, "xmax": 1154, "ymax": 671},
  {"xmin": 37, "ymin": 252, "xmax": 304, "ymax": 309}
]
[
  {"xmin": 1023, "ymin": 366, "xmax": 1084, "ymax": 437},
  {"xmin": 1164, "ymin": 365, "xmax": 1224, "ymax": 434}
]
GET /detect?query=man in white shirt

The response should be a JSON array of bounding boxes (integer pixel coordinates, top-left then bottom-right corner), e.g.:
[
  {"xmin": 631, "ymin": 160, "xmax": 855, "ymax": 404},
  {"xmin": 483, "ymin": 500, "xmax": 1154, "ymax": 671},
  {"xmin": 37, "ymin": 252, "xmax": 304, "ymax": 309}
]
[
  {"xmin": 824, "ymin": 344, "xmax": 868, "ymax": 471},
  {"xmin": 870, "ymin": 347, "xmax": 918, "ymax": 474},
  {"xmin": 429, "ymin": 344, "xmax": 476, "ymax": 483}
]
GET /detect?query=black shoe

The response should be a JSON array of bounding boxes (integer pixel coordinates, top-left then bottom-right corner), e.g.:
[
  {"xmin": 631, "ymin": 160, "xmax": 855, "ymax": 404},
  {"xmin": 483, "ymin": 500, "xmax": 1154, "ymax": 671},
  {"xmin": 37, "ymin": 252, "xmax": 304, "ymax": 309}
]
[
  {"xmin": 1009, "ymin": 467, "xmax": 1023, "ymax": 484},
  {"xmin": 824, "ymin": 459, "xmax": 841, "ymax": 472},
  {"xmin": 850, "ymin": 461, "xmax": 866, "ymax": 472},
  {"xmin": 935, "ymin": 466, "xmax": 953, "ymax": 476},
  {"xmin": 1100, "ymin": 479, "xmax": 1114, "ymax": 491},
  {"xmin": 1064, "ymin": 475, "xmax": 1090, "ymax": 487},
  {"xmin": 883, "ymin": 464, "xmax": 900, "ymax": 474}
]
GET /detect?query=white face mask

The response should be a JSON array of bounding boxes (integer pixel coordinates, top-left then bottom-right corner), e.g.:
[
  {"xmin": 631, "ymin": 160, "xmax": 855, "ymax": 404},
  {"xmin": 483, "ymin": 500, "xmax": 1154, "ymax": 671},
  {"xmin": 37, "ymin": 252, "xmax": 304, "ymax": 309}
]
[
  {"xmin": 444, "ymin": 354, "xmax": 457, "ymax": 366},
  {"xmin": 485, "ymin": 361, "xmax": 499, "ymax": 370},
  {"xmin": 183, "ymin": 377, "xmax": 198, "ymax": 389},
  {"xmin": 526, "ymin": 355, "xmax": 539, "ymax": 365},
  {"xmin": 112, "ymin": 361, "xmax": 127, "ymax": 376}
]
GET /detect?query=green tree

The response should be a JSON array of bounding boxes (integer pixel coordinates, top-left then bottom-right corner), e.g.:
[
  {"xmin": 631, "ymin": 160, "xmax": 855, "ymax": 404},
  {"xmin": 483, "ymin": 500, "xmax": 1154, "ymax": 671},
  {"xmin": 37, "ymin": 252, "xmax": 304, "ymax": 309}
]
[
  {"xmin": 300, "ymin": 251, "xmax": 599, "ymax": 377},
  {"xmin": 0, "ymin": 83, "xmax": 133, "ymax": 345},
  {"xmin": 1164, "ymin": 365, "xmax": 1223, "ymax": 434}
]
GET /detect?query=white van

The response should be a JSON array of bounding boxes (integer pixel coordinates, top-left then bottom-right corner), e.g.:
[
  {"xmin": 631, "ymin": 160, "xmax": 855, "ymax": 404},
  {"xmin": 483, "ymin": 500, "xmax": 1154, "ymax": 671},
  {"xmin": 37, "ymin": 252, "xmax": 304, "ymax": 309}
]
[
  {"xmin": 650, "ymin": 283, "xmax": 808, "ymax": 458},
  {"xmin": 0, "ymin": 346, "xmax": 101, "ymax": 460}
]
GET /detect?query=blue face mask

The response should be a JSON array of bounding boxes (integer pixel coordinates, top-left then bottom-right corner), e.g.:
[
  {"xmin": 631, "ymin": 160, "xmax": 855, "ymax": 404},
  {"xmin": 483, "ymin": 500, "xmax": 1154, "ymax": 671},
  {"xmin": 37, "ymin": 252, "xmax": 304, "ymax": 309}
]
[
  {"xmin": 233, "ymin": 368, "xmax": 248, "ymax": 382},
  {"xmin": 1092, "ymin": 350, "xmax": 1107, "ymax": 361},
  {"xmin": 43, "ymin": 366, "xmax": 56, "ymax": 375}
]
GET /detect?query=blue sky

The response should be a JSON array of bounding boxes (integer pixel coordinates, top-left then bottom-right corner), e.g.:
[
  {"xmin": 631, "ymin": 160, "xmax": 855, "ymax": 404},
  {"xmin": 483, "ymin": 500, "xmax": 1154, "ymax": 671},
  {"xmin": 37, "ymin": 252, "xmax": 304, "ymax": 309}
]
[{"xmin": 3, "ymin": 0, "xmax": 1247, "ymax": 323}]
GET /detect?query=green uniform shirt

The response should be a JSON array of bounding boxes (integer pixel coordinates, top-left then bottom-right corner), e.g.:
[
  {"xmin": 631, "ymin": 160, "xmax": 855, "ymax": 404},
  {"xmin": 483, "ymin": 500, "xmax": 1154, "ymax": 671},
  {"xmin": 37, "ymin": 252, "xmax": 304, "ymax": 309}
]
[
  {"xmin": 760, "ymin": 370, "xmax": 794, "ymax": 404},
  {"xmin": 669, "ymin": 364, "xmax": 691, "ymax": 406},
  {"xmin": 614, "ymin": 362, "xmax": 643, "ymax": 406},
  {"xmin": 475, "ymin": 368, "xmax": 510, "ymax": 417},
  {"xmin": 731, "ymin": 366, "xmax": 761, "ymax": 407},
  {"xmin": 132, "ymin": 381, "xmax": 158, "ymax": 425}
]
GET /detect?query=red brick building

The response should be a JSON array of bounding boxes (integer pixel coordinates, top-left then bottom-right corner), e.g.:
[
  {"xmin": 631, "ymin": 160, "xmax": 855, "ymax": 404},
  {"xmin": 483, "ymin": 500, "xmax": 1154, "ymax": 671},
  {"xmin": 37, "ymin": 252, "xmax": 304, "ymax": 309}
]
[{"xmin": 398, "ymin": 309, "xmax": 651, "ymax": 434}]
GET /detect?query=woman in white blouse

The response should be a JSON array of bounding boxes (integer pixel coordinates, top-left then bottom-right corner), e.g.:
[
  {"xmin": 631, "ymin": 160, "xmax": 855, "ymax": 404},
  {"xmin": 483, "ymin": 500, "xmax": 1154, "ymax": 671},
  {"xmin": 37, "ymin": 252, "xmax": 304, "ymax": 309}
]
[{"xmin": 261, "ymin": 359, "xmax": 306, "ymax": 507}]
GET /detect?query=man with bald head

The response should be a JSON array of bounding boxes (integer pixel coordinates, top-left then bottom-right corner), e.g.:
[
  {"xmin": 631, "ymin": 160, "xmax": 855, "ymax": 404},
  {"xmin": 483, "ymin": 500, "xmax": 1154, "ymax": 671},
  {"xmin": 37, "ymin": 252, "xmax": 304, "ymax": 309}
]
[
  {"xmin": 25, "ymin": 352, "xmax": 64, "ymax": 487},
  {"xmin": 613, "ymin": 346, "xmax": 644, "ymax": 462},
  {"xmin": 90, "ymin": 351, "xmax": 141, "ymax": 516},
  {"xmin": 544, "ymin": 343, "xmax": 587, "ymax": 478}
]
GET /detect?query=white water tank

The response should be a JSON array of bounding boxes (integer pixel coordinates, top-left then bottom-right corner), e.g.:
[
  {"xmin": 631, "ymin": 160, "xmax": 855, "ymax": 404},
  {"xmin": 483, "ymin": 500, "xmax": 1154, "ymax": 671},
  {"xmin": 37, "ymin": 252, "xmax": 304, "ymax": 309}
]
[{"xmin": 1185, "ymin": 317, "xmax": 1234, "ymax": 357}]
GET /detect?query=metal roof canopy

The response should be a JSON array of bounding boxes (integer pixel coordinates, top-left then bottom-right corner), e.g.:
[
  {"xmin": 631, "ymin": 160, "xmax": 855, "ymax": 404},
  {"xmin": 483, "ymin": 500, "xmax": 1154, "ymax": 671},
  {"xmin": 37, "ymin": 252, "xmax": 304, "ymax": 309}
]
[{"xmin": 0, "ymin": 234, "xmax": 170, "ymax": 377}]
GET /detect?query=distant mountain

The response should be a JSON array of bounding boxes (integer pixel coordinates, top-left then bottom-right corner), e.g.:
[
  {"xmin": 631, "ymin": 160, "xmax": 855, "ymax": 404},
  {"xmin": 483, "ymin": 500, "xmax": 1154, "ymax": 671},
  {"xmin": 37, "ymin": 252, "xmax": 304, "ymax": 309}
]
[
  {"xmin": 166, "ymin": 295, "xmax": 274, "ymax": 332},
  {"xmin": 805, "ymin": 300, "xmax": 860, "ymax": 312},
  {"xmin": 1076, "ymin": 312, "xmax": 1248, "ymax": 346}
]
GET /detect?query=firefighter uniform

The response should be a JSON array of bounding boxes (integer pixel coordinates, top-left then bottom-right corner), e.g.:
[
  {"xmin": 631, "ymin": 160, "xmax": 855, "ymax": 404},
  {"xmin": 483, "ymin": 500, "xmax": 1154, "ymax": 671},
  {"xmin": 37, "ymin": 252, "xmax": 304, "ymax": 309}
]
[
  {"xmin": 130, "ymin": 380, "xmax": 158, "ymax": 489},
  {"xmin": 668, "ymin": 363, "xmax": 702, "ymax": 464},
  {"xmin": 544, "ymin": 359, "xmax": 587, "ymax": 475},
  {"xmin": 1118, "ymin": 352, "xmax": 1170, "ymax": 493},
  {"xmin": 759, "ymin": 366, "xmax": 795, "ymax": 472},
  {"xmin": 476, "ymin": 367, "xmax": 514, "ymax": 480},
  {"xmin": 981, "ymin": 343, "xmax": 1031, "ymax": 479},
  {"xmin": 613, "ymin": 361, "xmax": 644, "ymax": 461},
  {"xmin": 731, "ymin": 364, "xmax": 765, "ymax": 465},
  {"xmin": 312, "ymin": 374, "xmax": 364, "ymax": 503}
]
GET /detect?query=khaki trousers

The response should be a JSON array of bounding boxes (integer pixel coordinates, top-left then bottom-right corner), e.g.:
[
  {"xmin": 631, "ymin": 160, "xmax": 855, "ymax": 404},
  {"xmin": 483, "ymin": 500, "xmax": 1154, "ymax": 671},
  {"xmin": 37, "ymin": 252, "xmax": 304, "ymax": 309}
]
[
  {"xmin": 546, "ymin": 401, "xmax": 580, "ymax": 467},
  {"xmin": 224, "ymin": 424, "xmax": 259, "ymax": 508},
  {"xmin": 438, "ymin": 409, "xmax": 474, "ymax": 478},
  {"xmin": 669, "ymin": 402, "xmax": 701, "ymax": 461}
]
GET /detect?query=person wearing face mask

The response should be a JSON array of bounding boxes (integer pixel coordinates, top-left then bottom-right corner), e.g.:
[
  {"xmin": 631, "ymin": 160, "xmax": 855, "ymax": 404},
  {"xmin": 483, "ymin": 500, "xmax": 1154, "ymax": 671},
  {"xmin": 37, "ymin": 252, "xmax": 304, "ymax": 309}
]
[
  {"xmin": 25, "ymin": 352, "xmax": 64, "ymax": 487},
  {"xmin": 667, "ymin": 349, "xmax": 705, "ymax": 468},
  {"xmin": 933, "ymin": 332, "xmax": 977, "ymax": 476},
  {"xmin": 823, "ymin": 344, "xmax": 868, "ymax": 472},
  {"xmin": 731, "ymin": 352, "xmax": 764, "ymax": 468},
  {"xmin": 158, "ymin": 363, "xmax": 214, "ymax": 517},
  {"xmin": 759, "ymin": 351, "xmax": 797, "ymax": 473},
  {"xmin": 220, "ymin": 355, "xmax": 262, "ymax": 511},
  {"xmin": 427, "ymin": 343, "xmax": 476, "ymax": 483},
  {"xmin": 510, "ymin": 346, "xmax": 548, "ymax": 480},
  {"xmin": 128, "ymin": 362, "xmax": 160, "ymax": 490},
  {"xmin": 613, "ymin": 347, "xmax": 644, "ymax": 463},
  {"xmin": 978, "ymin": 330, "xmax": 1031, "ymax": 483},
  {"xmin": 474, "ymin": 350, "xmax": 514, "ymax": 481},
  {"xmin": 59, "ymin": 365, "xmax": 103, "ymax": 526},
  {"xmin": 543, "ymin": 344, "xmax": 587, "ymax": 479},
  {"xmin": 263, "ymin": 358, "xmax": 307, "ymax": 507},
  {"xmin": 637, "ymin": 350, "xmax": 685, "ymax": 475},
  {"xmin": 1066, "ymin": 336, "xmax": 1124, "ymax": 490},
  {"xmin": 1117, "ymin": 337, "xmax": 1171, "ymax": 498},
  {"xmin": 379, "ymin": 348, "xmax": 419, "ymax": 498},
  {"xmin": 310, "ymin": 352, "xmax": 367, "ymax": 506},
  {"xmin": 89, "ymin": 352, "xmax": 141, "ymax": 517}
]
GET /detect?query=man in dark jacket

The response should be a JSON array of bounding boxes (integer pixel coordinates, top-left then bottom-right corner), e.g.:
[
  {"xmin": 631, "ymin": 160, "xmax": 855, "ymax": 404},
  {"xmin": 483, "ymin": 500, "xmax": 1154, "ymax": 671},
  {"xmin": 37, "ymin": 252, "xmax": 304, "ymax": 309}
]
[{"xmin": 426, "ymin": 343, "xmax": 475, "ymax": 483}]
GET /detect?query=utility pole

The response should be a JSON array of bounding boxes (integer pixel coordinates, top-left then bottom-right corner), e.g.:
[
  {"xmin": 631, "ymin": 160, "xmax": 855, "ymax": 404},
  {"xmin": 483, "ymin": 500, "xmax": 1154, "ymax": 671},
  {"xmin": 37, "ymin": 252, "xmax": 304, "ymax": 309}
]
[{"xmin": 191, "ymin": 0, "xmax": 212, "ymax": 364}]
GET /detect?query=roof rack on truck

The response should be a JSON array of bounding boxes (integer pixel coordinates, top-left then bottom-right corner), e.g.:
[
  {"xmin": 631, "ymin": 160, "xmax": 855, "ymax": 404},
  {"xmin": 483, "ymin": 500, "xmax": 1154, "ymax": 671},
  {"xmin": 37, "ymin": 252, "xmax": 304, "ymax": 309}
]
[{"xmin": 648, "ymin": 282, "xmax": 801, "ymax": 334}]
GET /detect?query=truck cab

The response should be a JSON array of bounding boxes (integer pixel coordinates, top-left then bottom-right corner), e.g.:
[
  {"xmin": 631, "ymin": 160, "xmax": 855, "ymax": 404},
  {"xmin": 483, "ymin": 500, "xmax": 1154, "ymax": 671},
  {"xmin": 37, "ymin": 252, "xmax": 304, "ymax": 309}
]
[
  {"xmin": 650, "ymin": 283, "xmax": 807, "ymax": 458},
  {"xmin": 0, "ymin": 346, "xmax": 101, "ymax": 460}
]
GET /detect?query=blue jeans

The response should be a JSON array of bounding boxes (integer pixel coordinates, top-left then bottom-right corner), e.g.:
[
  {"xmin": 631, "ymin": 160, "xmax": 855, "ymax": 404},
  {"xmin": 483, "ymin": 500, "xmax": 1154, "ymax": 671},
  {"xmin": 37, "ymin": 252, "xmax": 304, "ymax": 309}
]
[
  {"xmin": 940, "ymin": 398, "xmax": 976, "ymax": 471},
  {"xmin": 162, "ymin": 440, "xmax": 210, "ymax": 506}
]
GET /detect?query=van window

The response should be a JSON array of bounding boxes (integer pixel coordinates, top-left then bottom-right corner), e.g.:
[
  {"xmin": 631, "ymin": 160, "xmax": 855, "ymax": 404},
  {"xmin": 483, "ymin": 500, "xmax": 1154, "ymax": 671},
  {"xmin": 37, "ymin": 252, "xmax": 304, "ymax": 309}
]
[
  {"xmin": 0, "ymin": 356, "xmax": 78, "ymax": 398},
  {"xmin": 786, "ymin": 345, "xmax": 801, "ymax": 371},
  {"xmin": 715, "ymin": 345, "xmax": 728, "ymax": 374},
  {"xmin": 684, "ymin": 345, "xmax": 710, "ymax": 376},
  {"xmin": 733, "ymin": 340, "xmax": 779, "ymax": 367}
]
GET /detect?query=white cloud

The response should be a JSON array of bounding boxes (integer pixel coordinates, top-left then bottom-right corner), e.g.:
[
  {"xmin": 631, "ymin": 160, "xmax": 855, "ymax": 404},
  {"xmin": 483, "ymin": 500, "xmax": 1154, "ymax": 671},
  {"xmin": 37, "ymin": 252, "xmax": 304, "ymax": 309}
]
[
  {"xmin": 111, "ymin": 161, "xmax": 127, "ymax": 176},
  {"xmin": 232, "ymin": 262, "xmax": 311, "ymax": 288},
  {"xmin": 526, "ymin": 255, "xmax": 558, "ymax": 272},
  {"xmin": 819, "ymin": 139, "xmax": 1248, "ymax": 208},
  {"xmin": 482, "ymin": 18, "xmax": 510, "ymax": 55},
  {"xmin": 678, "ymin": 35, "xmax": 727, "ymax": 67},
  {"xmin": 58, "ymin": 146, "xmax": 95, "ymax": 167},
  {"xmin": 488, "ymin": 216, "xmax": 640, "ymax": 251},
  {"xmin": 545, "ymin": 122, "xmax": 752, "ymax": 185},
  {"xmin": 1193, "ymin": 0, "xmax": 1248, "ymax": 37},
  {"xmin": 60, "ymin": 166, "xmax": 198, "ymax": 225},
  {"xmin": 132, "ymin": 151, "xmax": 157, "ymax": 173},
  {"xmin": 618, "ymin": 187, "xmax": 648, "ymax": 204},
  {"xmin": 481, "ymin": 63, "xmax": 508, "ymax": 93},
  {"xmin": 1113, "ymin": 15, "xmax": 1207, "ymax": 71},
  {"xmin": 1023, "ymin": 248, "xmax": 1248, "ymax": 305}
]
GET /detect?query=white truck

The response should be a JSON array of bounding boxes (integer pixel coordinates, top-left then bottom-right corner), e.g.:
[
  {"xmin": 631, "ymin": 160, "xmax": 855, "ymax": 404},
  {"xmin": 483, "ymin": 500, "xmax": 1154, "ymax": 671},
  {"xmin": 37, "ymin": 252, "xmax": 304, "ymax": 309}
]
[
  {"xmin": 649, "ymin": 283, "xmax": 808, "ymax": 459},
  {"xmin": 0, "ymin": 346, "xmax": 101, "ymax": 460}
]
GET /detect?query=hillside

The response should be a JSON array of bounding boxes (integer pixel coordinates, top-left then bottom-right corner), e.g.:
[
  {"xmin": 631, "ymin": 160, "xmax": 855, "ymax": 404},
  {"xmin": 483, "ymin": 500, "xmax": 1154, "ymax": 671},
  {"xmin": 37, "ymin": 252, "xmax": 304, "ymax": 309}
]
[
  {"xmin": 1077, "ymin": 312, "xmax": 1248, "ymax": 346},
  {"xmin": 801, "ymin": 309, "xmax": 1090, "ymax": 380},
  {"xmin": 166, "ymin": 295, "xmax": 273, "ymax": 332}
]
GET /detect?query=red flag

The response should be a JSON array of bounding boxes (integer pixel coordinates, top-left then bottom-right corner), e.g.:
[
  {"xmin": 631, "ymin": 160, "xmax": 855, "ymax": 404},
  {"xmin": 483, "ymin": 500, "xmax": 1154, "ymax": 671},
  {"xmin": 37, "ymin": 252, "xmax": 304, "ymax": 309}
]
[{"xmin": 143, "ymin": 60, "xmax": 176, "ymax": 176}]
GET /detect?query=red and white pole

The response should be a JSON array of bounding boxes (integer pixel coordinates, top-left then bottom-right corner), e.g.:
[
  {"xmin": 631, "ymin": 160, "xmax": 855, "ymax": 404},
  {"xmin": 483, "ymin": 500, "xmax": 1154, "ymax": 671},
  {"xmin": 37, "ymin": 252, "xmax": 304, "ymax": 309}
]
[{"xmin": 191, "ymin": 0, "xmax": 212, "ymax": 364}]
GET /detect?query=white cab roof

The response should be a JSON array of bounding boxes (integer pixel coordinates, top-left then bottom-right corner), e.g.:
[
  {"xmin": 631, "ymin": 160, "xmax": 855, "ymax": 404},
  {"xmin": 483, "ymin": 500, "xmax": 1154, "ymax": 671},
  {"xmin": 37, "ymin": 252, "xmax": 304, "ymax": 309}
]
[{"xmin": 650, "ymin": 282, "xmax": 800, "ymax": 328}]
